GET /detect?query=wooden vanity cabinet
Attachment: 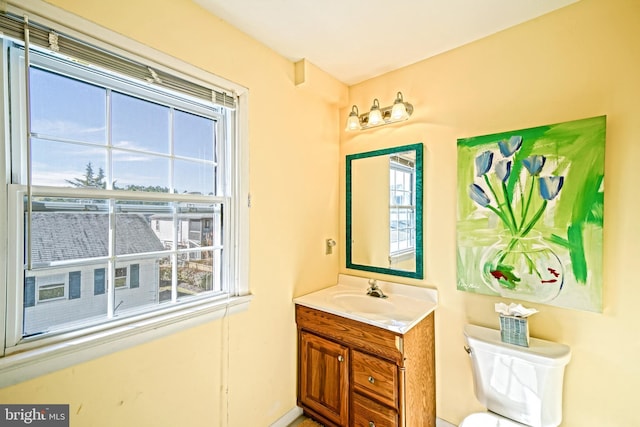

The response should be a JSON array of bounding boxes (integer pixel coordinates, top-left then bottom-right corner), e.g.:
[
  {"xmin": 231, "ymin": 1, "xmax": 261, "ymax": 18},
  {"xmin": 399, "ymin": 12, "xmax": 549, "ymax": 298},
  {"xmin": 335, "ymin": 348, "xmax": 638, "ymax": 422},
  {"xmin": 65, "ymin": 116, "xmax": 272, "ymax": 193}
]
[{"xmin": 296, "ymin": 304, "xmax": 435, "ymax": 427}]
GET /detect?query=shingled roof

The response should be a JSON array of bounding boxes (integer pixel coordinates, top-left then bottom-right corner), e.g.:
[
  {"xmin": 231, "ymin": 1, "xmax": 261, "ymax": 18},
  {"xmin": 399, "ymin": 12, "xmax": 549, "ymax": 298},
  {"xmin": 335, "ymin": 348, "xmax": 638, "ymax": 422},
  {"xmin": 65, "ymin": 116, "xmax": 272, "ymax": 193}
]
[{"xmin": 30, "ymin": 212, "xmax": 165, "ymax": 264}]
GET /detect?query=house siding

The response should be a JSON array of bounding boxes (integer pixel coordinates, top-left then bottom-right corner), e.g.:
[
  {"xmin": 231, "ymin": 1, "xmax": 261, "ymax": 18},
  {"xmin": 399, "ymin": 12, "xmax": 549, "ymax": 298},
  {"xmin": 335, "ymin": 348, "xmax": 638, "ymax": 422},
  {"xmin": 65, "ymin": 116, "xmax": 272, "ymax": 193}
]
[{"xmin": 24, "ymin": 260, "xmax": 160, "ymax": 334}]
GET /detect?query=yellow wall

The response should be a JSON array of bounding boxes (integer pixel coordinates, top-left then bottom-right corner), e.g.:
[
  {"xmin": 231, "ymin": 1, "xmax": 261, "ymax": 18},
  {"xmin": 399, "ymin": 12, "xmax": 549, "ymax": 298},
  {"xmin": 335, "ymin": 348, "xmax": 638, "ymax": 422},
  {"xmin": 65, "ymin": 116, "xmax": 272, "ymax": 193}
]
[
  {"xmin": 0, "ymin": 0, "xmax": 344, "ymax": 426},
  {"xmin": 341, "ymin": 0, "xmax": 640, "ymax": 425}
]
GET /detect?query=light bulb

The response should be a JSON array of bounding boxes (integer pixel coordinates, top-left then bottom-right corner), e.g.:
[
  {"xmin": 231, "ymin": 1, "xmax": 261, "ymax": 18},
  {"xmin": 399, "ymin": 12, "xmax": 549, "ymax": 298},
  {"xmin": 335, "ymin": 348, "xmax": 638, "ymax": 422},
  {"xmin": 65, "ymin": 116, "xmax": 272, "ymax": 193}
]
[
  {"xmin": 345, "ymin": 105, "xmax": 360, "ymax": 131},
  {"xmin": 368, "ymin": 99, "xmax": 383, "ymax": 126},
  {"xmin": 391, "ymin": 92, "xmax": 409, "ymax": 121}
]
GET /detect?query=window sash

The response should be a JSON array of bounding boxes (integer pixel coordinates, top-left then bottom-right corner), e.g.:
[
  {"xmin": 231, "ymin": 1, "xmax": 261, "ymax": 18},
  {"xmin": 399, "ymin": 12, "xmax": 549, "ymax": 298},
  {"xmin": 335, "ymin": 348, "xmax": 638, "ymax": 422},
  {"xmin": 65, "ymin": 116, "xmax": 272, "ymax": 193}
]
[
  {"xmin": 7, "ymin": 185, "xmax": 231, "ymax": 348},
  {"xmin": 9, "ymin": 46, "xmax": 228, "ymax": 191}
]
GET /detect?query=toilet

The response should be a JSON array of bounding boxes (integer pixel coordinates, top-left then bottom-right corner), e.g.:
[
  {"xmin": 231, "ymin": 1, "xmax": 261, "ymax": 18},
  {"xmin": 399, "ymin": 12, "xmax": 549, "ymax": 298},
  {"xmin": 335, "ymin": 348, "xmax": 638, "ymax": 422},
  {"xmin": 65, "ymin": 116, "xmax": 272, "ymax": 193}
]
[{"xmin": 460, "ymin": 324, "xmax": 571, "ymax": 427}]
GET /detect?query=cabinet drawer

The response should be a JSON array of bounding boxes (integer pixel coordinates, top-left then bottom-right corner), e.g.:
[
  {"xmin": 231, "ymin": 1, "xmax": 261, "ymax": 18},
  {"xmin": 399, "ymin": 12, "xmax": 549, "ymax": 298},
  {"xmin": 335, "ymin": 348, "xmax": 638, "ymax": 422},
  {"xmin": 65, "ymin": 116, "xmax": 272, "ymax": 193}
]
[
  {"xmin": 352, "ymin": 392, "xmax": 398, "ymax": 427},
  {"xmin": 296, "ymin": 305, "xmax": 403, "ymax": 363},
  {"xmin": 352, "ymin": 350, "xmax": 398, "ymax": 408}
]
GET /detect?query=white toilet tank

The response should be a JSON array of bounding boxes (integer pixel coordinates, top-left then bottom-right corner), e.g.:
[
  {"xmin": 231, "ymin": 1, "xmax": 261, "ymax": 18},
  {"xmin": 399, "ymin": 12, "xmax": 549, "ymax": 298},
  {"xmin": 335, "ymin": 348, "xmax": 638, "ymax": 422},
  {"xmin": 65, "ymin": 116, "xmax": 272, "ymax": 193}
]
[{"xmin": 464, "ymin": 324, "xmax": 571, "ymax": 427}]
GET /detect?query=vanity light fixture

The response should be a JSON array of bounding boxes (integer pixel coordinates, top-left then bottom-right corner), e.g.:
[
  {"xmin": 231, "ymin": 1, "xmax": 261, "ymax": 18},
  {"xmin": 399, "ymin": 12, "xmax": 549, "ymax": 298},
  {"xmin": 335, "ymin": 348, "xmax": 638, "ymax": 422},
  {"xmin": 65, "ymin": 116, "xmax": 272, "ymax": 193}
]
[{"xmin": 345, "ymin": 91, "xmax": 414, "ymax": 131}]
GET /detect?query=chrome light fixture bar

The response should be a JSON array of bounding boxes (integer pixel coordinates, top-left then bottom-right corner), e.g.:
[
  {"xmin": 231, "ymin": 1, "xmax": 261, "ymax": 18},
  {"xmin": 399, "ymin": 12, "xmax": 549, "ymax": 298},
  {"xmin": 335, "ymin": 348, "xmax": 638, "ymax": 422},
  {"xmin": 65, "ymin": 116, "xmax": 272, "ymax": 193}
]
[{"xmin": 345, "ymin": 91, "xmax": 414, "ymax": 131}]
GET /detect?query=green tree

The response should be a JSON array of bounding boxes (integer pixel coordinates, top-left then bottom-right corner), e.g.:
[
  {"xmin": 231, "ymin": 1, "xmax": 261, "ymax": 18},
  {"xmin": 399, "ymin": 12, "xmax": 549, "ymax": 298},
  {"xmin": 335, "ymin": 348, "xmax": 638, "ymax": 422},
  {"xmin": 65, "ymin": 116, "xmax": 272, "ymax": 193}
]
[
  {"xmin": 68, "ymin": 162, "xmax": 170, "ymax": 193},
  {"xmin": 66, "ymin": 162, "xmax": 106, "ymax": 189}
]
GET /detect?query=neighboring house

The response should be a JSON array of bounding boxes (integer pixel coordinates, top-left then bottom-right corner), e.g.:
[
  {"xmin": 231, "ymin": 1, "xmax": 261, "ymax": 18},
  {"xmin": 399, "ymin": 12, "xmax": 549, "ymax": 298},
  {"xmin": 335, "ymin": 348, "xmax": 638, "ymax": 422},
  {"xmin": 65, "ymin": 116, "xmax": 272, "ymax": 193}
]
[
  {"xmin": 23, "ymin": 212, "xmax": 165, "ymax": 336},
  {"xmin": 150, "ymin": 213, "xmax": 215, "ymax": 260}
]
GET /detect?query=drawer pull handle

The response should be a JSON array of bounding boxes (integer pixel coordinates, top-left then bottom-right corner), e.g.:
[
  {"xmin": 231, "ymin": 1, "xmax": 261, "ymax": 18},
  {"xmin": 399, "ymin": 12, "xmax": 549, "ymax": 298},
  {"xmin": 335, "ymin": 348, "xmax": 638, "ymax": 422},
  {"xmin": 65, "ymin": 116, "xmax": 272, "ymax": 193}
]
[
  {"xmin": 369, "ymin": 422, "xmax": 375, "ymax": 427},
  {"xmin": 338, "ymin": 355, "xmax": 344, "ymax": 362},
  {"xmin": 368, "ymin": 376, "xmax": 375, "ymax": 384}
]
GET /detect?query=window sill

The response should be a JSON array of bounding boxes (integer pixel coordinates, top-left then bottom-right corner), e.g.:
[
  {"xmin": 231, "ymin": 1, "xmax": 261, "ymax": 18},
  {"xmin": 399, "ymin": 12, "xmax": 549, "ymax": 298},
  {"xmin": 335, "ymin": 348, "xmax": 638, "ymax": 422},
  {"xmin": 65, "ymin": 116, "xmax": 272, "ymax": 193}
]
[
  {"xmin": 0, "ymin": 294, "xmax": 252, "ymax": 388},
  {"xmin": 389, "ymin": 250, "xmax": 415, "ymax": 264}
]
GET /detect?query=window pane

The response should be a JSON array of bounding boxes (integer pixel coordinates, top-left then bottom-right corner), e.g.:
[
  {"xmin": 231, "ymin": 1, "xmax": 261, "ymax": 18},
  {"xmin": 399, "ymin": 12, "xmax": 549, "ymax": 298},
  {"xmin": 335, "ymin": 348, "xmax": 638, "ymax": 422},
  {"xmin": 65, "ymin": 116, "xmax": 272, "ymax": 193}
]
[
  {"xmin": 24, "ymin": 266, "xmax": 109, "ymax": 337},
  {"xmin": 390, "ymin": 207, "xmax": 415, "ymax": 253},
  {"xmin": 29, "ymin": 197, "xmax": 110, "ymax": 265},
  {"xmin": 39, "ymin": 283, "xmax": 65, "ymax": 301},
  {"xmin": 114, "ymin": 258, "xmax": 162, "ymax": 313},
  {"xmin": 112, "ymin": 150, "xmax": 170, "ymax": 191},
  {"xmin": 177, "ymin": 250, "xmax": 219, "ymax": 298},
  {"xmin": 30, "ymin": 67, "xmax": 106, "ymax": 144},
  {"xmin": 31, "ymin": 139, "xmax": 108, "ymax": 188},
  {"xmin": 174, "ymin": 159, "xmax": 215, "ymax": 195},
  {"xmin": 115, "ymin": 201, "xmax": 171, "ymax": 255},
  {"xmin": 112, "ymin": 92, "xmax": 169, "ymax": 154},
  {"xmin": 175, "ymin": 202, "xmax": 222, "ymax": 249},
  {"xmin": 174, "ymin": 110, "xmax": 215, "ymax": 161}
]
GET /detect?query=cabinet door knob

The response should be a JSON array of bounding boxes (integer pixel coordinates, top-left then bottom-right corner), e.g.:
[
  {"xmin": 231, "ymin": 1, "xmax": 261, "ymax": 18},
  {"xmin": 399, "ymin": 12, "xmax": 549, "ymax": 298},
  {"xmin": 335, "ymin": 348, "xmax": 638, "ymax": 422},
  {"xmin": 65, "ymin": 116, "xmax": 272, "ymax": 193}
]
[
  {"xmin": 368, "ymin": 376, "xmax": 375, "ymax": 384},
  {"xmin": 369, "ymin": 422, "xmax": 375, "ymax": 427},
  {"xmin": 338, "ymin": 355, "xmax": 344, "ymax": 362}
]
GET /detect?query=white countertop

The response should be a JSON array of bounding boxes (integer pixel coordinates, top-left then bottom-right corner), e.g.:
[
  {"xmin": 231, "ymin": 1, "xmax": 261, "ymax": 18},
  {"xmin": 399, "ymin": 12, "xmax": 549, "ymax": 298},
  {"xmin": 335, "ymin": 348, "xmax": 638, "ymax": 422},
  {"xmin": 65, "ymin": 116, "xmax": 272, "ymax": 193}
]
[{"xmin": 294, "ymin": 274, "xmax": 438, "ymax": 334}]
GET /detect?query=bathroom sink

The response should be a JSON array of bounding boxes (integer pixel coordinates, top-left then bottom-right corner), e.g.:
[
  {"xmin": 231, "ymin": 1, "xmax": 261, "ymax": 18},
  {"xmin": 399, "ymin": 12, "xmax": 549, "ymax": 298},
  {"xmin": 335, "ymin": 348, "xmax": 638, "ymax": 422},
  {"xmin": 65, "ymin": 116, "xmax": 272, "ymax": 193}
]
[
  {"xmin": 294, "ymin": 274, "xmax": 438, "ymax": 334},
  {"xmin": 331, "ymin": 293, "xmax": 394, "ymax": 314}
]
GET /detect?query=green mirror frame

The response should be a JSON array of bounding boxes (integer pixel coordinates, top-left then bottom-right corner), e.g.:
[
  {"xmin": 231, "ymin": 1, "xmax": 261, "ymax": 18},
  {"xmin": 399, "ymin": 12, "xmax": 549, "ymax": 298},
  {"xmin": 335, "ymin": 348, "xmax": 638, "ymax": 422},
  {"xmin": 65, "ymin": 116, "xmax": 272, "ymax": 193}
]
[{"xmin": 346, "ymin": 143, "xmax": 424, "ymax": 279}]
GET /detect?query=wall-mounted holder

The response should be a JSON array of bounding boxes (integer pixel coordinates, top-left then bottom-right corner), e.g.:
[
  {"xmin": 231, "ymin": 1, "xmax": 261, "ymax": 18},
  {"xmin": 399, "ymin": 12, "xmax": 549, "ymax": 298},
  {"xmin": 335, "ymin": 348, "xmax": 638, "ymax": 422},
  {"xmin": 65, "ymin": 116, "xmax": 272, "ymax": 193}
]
[{"xmin": 325, "ymin": 239, "xmax": 337, "ymax": 255}]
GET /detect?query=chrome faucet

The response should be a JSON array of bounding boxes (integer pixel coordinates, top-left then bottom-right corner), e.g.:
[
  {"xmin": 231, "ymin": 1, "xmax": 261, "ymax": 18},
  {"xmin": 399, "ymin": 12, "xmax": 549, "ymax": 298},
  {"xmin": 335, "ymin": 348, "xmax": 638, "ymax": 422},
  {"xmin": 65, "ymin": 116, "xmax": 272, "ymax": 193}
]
[{"xmin": 366, "ymin": 279, "xmax": 387, "ymax": 298}]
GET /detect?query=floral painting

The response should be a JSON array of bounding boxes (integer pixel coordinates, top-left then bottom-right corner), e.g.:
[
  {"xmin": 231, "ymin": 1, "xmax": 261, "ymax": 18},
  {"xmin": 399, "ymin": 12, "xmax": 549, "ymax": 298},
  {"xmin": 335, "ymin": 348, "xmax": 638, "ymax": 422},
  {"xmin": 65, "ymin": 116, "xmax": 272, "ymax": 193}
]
[{"xmin": 457, "ymin": 116, "xmax": 605, "ymax": 312}]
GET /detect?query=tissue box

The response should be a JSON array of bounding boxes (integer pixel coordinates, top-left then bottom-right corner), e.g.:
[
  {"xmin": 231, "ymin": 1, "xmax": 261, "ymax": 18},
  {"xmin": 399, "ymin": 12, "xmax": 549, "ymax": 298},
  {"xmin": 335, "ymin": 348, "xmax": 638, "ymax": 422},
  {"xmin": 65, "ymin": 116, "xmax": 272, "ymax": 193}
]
[{"xmin": 499, "ymin": 314, "xmax": 529, "ymax": 347}]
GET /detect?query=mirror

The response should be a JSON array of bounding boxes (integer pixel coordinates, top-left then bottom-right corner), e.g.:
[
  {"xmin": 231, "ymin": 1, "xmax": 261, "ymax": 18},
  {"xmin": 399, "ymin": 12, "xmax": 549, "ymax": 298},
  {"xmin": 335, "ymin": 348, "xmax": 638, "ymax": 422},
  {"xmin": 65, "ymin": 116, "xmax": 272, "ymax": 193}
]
[{"xmin": 346, "ymin": 143, "xmax": 423, "ymax": 279}]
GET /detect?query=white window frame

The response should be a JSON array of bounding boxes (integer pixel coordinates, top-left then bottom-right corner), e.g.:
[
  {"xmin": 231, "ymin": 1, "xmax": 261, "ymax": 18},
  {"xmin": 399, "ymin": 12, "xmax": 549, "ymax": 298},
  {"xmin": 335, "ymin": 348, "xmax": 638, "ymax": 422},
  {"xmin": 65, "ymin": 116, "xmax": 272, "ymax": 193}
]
[{"xmin": 0, "ymin": 0, "xmax": 250, "ymax": 388}]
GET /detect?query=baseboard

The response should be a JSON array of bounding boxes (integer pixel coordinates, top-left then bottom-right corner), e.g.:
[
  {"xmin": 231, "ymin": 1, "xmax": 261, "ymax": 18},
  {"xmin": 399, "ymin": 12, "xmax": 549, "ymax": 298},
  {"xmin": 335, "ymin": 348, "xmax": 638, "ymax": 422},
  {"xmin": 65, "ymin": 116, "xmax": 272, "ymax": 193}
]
[
  {"xmin": 271, "ymin": 406, "xmax": 457, "ymax": 427},
  {"xmin": 270, "ymin": 406, "xmax": 303, "ymax": 427}
]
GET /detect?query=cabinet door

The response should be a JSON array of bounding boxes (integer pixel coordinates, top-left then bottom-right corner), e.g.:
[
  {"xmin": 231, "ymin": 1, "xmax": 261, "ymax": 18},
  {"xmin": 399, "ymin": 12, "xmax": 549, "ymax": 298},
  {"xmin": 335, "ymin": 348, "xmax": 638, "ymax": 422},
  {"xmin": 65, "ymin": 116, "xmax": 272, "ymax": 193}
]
[{"xmin": 300, "ymin": 331, "xmax": 349, "ymax": 426}]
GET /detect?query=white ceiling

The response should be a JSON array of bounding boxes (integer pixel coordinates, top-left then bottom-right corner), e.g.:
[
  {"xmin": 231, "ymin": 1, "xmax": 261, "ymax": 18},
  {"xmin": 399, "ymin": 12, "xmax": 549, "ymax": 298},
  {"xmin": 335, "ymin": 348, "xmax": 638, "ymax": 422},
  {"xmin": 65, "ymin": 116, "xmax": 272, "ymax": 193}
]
[{"xmin": 193, "ymin": 0, "xmax": 578, "ymax": 85}]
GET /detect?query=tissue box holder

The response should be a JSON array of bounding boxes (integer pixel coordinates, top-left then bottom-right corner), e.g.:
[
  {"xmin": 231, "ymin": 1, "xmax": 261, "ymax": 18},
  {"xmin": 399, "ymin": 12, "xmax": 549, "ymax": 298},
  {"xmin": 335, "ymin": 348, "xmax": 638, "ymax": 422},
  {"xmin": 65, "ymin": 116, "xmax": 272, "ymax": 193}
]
[{"xmin": 499, "ymin": 314, "xmax": 529, "ymax": 347}]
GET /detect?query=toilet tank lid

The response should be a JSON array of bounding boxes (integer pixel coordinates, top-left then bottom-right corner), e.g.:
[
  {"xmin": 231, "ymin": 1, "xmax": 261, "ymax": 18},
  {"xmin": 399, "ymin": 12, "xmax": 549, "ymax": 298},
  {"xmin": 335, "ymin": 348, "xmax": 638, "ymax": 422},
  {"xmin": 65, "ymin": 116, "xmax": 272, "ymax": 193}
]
[{"xmin": 464, "ymin": 324, "xmax": 571, "ymax": 365}]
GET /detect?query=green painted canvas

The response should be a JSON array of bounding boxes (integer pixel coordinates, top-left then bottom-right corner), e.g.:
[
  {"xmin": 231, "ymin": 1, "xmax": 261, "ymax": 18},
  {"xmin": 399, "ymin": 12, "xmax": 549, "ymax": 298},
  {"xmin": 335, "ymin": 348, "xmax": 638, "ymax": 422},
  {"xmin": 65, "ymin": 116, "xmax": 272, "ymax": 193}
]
[{"xmin": 457, "ymin": 116, "xmax": 605, "ymax": 312}]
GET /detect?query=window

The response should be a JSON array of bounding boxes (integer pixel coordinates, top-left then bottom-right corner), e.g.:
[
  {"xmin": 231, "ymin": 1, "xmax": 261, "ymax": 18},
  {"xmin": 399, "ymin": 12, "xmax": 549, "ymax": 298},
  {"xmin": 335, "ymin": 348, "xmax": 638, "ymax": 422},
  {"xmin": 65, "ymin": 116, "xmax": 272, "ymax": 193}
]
[
  {"xmin": 38, "ymin": 283, "xmax": 65, "ymax": 302},
  {"xmin": 34, "ymin": 275, "xmax": 66, "ymax": 304},
  {"xmin": 114, "ymin": 268, "xmax": 128, "ymax": 289},
  {"xmin": 389, "ymin": 155, "xmax": 417, "ymax": 259},
  {"xmin": 0, "ymin": 6, "xmax": 248, "ymax": 386}
]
